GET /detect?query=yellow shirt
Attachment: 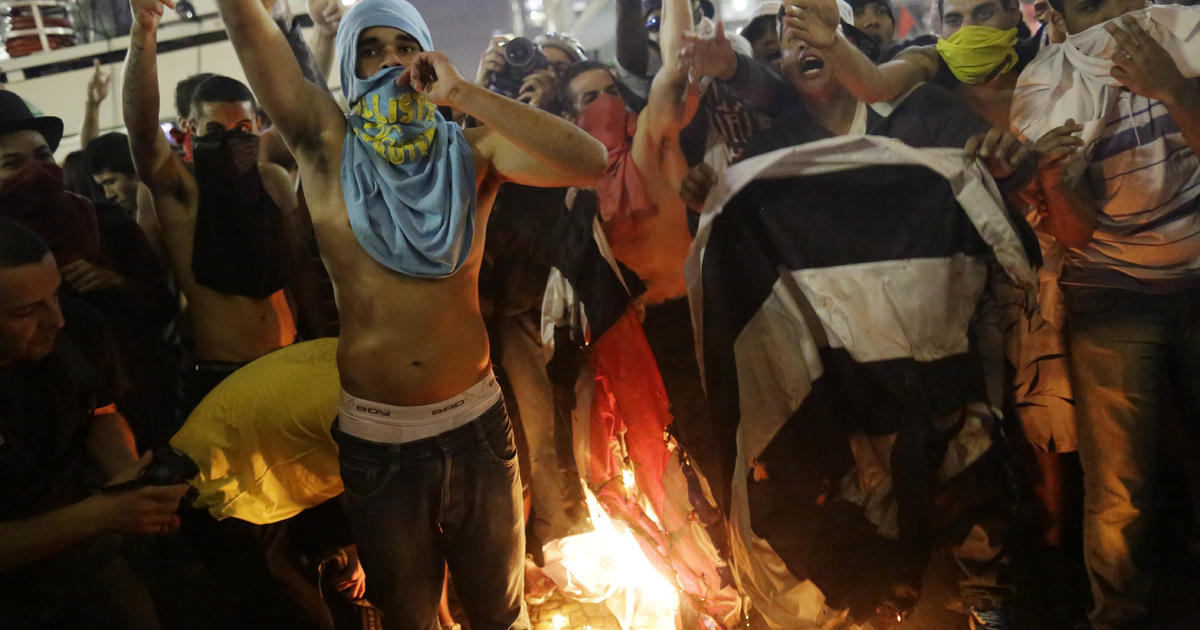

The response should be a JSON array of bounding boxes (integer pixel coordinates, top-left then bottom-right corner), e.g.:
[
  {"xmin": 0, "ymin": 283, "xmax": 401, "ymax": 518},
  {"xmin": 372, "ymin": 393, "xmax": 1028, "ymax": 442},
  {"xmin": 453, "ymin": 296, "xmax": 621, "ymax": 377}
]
[{"xmin": 171, "ymin": 338, "xmax": 342, "ymax": 524}]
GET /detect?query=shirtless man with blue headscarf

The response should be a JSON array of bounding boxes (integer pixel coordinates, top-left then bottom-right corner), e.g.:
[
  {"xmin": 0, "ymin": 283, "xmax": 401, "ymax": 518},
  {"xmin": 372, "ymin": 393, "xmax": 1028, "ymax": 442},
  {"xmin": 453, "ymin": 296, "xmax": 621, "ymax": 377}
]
[{"xmin": 130, "ymin": 0, "xmax": 606, "ymax": 627}]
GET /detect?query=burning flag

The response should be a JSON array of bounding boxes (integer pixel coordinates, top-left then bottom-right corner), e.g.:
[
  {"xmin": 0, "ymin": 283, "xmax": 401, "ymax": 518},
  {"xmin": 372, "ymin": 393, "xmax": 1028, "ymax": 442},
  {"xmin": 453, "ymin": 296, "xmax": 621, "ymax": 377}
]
[{"xmin": 541, "ymin": 189, "xmax": 742, "ymax": 629}]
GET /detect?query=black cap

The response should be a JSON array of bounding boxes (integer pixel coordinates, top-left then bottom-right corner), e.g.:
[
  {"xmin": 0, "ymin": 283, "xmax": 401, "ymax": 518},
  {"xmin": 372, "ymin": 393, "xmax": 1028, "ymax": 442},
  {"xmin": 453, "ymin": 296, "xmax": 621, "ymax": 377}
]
[{"xmin": 0, "ymin": 90, "xmax": 63, "ymax": 151}]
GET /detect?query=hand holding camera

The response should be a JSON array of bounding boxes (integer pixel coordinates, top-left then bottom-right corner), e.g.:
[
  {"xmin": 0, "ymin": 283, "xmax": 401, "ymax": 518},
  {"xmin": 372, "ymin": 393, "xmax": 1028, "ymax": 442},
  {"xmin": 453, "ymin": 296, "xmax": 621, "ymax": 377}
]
[
  {"xmin": 87, "ymin": 448, "xmax": 198, "ymax": 536},
  {"xmin": 477, "ymin": 37, "xmax": 552, "ymax": 101}
]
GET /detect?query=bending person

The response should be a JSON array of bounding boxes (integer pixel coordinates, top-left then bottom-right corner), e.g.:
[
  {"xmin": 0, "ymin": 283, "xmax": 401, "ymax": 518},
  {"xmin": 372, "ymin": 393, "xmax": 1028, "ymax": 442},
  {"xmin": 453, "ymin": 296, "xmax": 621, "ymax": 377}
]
[{"xmin": 210, "ymin": 0, "xmax": 607, "ymax": 628}]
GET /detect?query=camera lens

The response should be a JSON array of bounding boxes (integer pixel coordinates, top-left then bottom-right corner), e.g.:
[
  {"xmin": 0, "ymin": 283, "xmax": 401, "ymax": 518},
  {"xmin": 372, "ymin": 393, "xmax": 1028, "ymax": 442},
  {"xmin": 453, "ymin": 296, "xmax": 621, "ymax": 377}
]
[{"xmin": 504, "ymin": 37, "xmax": 536, "ymax": 69}]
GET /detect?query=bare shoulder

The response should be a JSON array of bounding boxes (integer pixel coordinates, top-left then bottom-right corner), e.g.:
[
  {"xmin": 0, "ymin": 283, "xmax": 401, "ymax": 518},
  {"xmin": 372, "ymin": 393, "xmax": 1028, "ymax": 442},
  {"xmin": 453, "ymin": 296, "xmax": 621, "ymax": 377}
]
[{"xmin": 259, "ymin": 162, "xmax": 297, "ymax": 209}]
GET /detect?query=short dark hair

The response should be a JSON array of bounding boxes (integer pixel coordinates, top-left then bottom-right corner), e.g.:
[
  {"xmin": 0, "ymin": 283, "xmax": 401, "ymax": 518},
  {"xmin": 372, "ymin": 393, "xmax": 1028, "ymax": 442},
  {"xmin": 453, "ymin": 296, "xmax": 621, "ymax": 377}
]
[
  {"xmin": 175, "ymin": 72, "xmax": 216, "ymax": 119},
  {"xmin": 189, "ymin": 75, "xmax": 256, "ymax": 119},
  {"xmin": 558, "ymin": 60, "xmax": 618, "ymax": 116},
  {"xmin": 937, "ymin": 0, "xmax": 1017, "ymax": 18},
  {"xmin": 0, "ymin": 218, "xmax": 49, "ymax": 270},
  {"xmin": 83, "ymin": 132, "xmax": 135, "ymax": 176},
  {"xmin": 62, "ymin": 151, "xmax": 101, "ymax": 200},
  {"xmin": 742, "ymin": 15, "xmax": 778, "ymax": 45}
]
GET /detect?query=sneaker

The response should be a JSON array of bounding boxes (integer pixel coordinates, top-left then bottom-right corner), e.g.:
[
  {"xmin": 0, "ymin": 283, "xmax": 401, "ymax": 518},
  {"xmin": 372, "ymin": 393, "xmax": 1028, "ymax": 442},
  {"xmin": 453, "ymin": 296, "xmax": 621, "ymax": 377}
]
[{"xmin": 970, "ymin": 607, "xmax": 1016, "ymax": 629}]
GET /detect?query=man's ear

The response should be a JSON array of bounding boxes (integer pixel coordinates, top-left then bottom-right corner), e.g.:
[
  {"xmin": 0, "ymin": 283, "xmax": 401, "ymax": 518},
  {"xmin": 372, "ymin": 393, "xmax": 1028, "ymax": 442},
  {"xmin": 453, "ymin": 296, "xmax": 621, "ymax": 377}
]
[{"xmin": 1049, "ymin": 10, "xmax": 1069, "ymax": 41}]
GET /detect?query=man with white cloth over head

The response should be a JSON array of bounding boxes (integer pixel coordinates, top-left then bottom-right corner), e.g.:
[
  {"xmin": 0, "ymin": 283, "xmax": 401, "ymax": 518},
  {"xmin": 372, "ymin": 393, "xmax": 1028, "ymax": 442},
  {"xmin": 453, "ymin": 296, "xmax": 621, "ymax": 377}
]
[
  {"xmin": 1011, "ymin": 2, "xmax": 1200, "ymax": 629},
  {"xmin": 196, "ymin": 0, "xmax": 607, "ymax": 627}
]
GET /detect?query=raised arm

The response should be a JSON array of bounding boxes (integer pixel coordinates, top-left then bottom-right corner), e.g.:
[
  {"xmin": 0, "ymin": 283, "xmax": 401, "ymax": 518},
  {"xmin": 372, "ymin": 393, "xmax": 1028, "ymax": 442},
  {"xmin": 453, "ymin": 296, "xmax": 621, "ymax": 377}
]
[
  {"xmin": 123, "ymin": 1, "xmax": 184, "ymax": 192},
  {"xmin": 616, "ymin": 0, "xmax": 651, "ymax": 77},
  {"xmin": 307, "ymin": 0, "xmax": 345, "ymax": 84},
  {"xmin": 639, "ymin": 0, "xmax": 699, "ymax": 146},
  {"xmin": 783, "ymin": 0, "xmax": 935, "ymax": 103},
  {"xmin": 81, "ymin": 59, "xmax": 110, "ymax": 147},
  {"xmin": 635, "ymin": 0, "xmax": 700, "ymax": 175},
  {"xmin": 678, "ymin": 29, "xmax": 792, "ymax": 115},
  {"xmin": 215, "ymin": 0, "xmax": 344, "ymax": 157},
  {"xmin": 403, "ymin": 55, "xmax": 605, "ymax": 187}
]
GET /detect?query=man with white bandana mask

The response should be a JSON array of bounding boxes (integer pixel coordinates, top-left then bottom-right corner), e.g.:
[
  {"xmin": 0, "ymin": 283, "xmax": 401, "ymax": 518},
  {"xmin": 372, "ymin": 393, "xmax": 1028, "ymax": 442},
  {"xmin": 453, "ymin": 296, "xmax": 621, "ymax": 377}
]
[
  {"xmin": 201, "ymin": 0, "xmax": 607, "ymax": 628},
  {"xmin": 1010, "ymin": 3, "xmax": 1200, "ymax": 629}
]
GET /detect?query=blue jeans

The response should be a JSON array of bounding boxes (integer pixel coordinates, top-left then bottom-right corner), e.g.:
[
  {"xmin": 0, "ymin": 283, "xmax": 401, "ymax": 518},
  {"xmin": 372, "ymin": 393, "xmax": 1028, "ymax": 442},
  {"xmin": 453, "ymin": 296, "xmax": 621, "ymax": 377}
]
[
  {"xmin": 1065, "ymin": 286, "xmax": 1200, "ymax": 630},
  {"xmin": 332, "ymin": 400, "xmax": 529, "ymax": 630}
]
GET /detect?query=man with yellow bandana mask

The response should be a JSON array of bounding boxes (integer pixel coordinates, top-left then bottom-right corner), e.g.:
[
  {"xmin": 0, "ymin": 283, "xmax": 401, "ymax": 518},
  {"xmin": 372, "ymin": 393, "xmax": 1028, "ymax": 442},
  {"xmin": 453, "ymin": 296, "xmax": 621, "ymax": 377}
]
[{"xmin": 782, "ymin": 0, "xmax": 1036, "ymax": 129}]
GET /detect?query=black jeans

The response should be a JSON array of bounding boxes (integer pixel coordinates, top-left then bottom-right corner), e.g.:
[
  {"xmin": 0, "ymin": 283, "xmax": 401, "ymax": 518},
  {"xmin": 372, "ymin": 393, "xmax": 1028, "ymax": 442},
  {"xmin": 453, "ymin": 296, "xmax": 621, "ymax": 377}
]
[{"xmin": 332, "ymin": 400, "xmax": 529, "ymax": 630}]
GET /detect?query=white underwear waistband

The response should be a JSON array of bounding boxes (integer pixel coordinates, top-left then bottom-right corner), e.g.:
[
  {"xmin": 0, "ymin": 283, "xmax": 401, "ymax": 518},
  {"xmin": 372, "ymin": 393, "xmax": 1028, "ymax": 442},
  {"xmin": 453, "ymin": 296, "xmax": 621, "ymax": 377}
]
[{"xmin": 337, "ymin": 371, "xmax": 502, "ymax": 444}]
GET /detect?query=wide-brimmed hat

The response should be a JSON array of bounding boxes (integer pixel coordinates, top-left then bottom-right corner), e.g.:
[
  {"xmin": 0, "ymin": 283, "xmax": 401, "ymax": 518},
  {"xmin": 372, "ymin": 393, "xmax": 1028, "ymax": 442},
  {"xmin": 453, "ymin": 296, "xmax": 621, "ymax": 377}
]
[{"xmin": 0, "ymin": 90, "xmax": 63, "ymax": 151}]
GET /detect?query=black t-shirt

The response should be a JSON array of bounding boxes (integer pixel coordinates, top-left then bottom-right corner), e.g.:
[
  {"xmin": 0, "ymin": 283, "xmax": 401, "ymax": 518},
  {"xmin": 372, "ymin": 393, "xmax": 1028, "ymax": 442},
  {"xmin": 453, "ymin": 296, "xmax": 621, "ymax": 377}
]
[{"xmin": 0, "ymin": 297, "xmax": 127, "ymax": 520}]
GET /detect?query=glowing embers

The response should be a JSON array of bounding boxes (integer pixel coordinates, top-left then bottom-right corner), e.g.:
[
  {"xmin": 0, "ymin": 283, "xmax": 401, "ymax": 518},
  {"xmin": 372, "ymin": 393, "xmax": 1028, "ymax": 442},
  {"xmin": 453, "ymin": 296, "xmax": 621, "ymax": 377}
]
[{"xmin": 540, "ymin": 487, "xmax": 681, "ymax": 630}]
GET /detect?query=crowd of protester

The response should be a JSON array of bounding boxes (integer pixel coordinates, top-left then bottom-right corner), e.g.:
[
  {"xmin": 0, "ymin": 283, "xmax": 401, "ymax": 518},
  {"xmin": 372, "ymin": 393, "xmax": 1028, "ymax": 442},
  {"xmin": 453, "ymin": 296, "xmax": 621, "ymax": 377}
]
[{"xmin": 1, "ymin": 0, "xmax": 1198, "ymax": 628}]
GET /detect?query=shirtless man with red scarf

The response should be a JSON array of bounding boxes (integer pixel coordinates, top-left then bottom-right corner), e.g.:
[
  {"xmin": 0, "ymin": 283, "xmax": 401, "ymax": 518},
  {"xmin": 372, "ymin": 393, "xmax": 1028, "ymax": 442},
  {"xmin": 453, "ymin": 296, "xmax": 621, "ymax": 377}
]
[
  {"xmin": 559, "ymin": 0, "xmax": 733, "ymax": 508},
  {"xmin": 561, "ymin": 0, "xmax": 700, "ymax": 305}
]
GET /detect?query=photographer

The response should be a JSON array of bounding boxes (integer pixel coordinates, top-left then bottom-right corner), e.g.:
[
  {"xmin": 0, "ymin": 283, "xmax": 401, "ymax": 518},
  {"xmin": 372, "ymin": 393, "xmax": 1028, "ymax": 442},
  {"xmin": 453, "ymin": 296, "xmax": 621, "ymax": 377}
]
[
  {"xmin": 0, "ymin": 219, "xmax": 188, "ymax": 628},
  {"xmin": 476, "ymin": 32, "xmax": 587, "ymax": 112}
]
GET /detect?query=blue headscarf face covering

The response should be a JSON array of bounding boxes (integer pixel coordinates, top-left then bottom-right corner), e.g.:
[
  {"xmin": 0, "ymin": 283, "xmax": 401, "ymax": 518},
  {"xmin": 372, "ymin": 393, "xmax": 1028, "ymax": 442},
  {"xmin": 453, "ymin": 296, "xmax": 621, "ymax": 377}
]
[{"xmin": 336, "ymin": 0, "xmax": 477, "ymax": 278}]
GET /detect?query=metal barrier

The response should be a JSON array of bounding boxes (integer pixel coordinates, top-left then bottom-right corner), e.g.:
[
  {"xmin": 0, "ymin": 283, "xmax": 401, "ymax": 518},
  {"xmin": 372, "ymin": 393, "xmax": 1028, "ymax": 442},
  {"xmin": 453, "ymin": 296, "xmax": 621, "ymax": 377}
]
[{"xmin": 1, "ymin": 0, "xmax": 77, "ymax": 57}]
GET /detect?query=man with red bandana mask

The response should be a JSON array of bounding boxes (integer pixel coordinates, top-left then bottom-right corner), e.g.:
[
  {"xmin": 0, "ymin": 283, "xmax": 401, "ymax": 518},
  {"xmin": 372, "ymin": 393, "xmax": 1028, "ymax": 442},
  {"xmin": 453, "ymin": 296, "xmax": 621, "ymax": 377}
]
[
  {"xmin": 0, "ymin": 92, "xmax": 102, "ymax": 269},
  {"xmin": 562, "ymin": 0, "xmax": 698, "ymax": 307}
]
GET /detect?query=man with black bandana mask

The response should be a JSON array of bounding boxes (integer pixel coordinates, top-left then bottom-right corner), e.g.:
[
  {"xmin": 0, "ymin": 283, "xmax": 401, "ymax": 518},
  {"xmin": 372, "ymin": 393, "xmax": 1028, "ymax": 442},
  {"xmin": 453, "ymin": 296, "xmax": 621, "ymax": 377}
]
[{"xmin": 123, "ymin": 10, "xmax": 307, "ymax": 419}]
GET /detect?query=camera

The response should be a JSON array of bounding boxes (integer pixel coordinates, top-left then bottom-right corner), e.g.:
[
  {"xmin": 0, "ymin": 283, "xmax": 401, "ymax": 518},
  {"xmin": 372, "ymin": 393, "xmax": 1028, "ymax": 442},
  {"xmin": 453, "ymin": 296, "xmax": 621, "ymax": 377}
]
[
  {"xmin": 486, "ymin": 37, "xmax": 550, "ymax": 100},
  {"xmin": 102, "ymin": 446, "xmax": 200, "ymax": 497},
  {"xmin": 137, "ymin": 446, "xmax": 200, "ymax": 486}
]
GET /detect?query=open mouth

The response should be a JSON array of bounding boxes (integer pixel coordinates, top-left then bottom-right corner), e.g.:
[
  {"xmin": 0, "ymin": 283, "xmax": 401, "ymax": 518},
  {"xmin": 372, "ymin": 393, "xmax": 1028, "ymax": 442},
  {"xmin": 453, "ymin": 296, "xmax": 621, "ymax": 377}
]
[{"xmin": 800, "ymin": 56, "xmax": 826, "ymax": 76}]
